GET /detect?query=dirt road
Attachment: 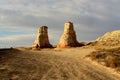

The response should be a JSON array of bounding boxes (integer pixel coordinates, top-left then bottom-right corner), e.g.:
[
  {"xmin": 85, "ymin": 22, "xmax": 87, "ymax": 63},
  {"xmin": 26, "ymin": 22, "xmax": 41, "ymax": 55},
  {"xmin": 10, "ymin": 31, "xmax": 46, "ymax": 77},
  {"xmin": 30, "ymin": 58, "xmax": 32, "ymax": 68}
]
[{"xmin": 0, "ymin": 47, "xmax": 120, "ymax": 80}]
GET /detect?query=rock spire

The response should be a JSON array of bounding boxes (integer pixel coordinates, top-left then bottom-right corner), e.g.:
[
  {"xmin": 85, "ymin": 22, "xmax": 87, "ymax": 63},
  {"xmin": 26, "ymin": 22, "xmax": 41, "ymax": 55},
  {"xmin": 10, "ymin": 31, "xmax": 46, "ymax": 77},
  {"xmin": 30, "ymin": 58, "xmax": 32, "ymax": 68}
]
[
  {"xmin": 57, "ymin": 22, "xmax": 80, "ymax": 48},
  {"xmin": 32, "ymin": 26, "xmax": 52, "ymax": 49}
]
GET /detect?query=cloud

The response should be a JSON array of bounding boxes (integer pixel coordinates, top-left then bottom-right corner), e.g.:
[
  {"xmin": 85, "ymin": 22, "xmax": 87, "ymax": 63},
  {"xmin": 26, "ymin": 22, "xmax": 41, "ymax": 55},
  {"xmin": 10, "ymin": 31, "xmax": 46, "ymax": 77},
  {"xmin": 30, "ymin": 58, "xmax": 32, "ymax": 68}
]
[
  {"xmin": 0, "ymin": 34, "xmax": 35, "ymax": 41},
  {"xmin": 0, "ymin": 0, "xmax": 120, "ymax": 47},
  {"xmin": 0, "ymin": 34, "xmax": 36, "ymax": 48}
]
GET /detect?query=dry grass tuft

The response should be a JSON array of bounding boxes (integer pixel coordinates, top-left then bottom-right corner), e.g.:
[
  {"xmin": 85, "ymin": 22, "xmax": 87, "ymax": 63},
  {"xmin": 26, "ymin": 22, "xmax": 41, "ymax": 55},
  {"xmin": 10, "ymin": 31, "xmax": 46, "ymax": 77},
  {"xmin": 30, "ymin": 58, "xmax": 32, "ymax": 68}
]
[{"xmin": 86, "ymin": 47, "xmax": 120, "ymax": 71}]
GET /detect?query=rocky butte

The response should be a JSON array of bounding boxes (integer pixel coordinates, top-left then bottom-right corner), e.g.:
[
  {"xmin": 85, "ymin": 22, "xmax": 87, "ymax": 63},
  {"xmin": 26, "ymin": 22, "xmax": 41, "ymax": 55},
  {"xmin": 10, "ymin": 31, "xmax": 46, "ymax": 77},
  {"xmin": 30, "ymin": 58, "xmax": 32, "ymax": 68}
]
[
  {"xmin": 32, "ymin": 26, "xmax": 52, "ymax": 50},
  {"xmin": 57, "ymin": 22, "xmax": 80, "ymax": 48}
]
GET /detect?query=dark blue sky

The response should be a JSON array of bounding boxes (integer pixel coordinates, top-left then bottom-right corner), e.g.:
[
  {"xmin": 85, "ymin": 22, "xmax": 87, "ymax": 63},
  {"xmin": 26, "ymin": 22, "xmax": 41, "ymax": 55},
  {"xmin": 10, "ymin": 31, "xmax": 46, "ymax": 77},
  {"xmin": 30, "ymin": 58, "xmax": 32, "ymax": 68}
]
[{"xmin": 0, "ymin": 0, "xmax": 120, "ymax": 48}]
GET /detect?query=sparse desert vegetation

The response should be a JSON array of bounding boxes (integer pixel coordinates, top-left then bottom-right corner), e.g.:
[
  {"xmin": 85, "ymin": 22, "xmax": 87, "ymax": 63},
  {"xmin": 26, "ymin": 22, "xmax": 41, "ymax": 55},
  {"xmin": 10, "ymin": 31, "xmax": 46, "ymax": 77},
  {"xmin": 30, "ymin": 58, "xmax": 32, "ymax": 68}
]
[
  {"xmin": 0, "ymin": 47, "xmax": 120, "ymax": 80},
  {"xmin": 86, "ymin": 47, "xmax": 120, "ymax": 71},
  {"xmin": 86, "ymin": 30, "xmax": 120, "ymax": 73}
]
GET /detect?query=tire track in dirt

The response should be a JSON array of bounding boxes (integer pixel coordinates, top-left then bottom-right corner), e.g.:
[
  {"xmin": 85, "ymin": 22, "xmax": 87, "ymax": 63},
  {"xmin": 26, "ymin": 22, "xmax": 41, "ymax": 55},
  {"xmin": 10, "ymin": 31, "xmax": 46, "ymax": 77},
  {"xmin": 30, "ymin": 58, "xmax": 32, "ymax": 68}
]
[{"xmin": 0, "ymin": 48, "xmax": 120, "ymax": 80}]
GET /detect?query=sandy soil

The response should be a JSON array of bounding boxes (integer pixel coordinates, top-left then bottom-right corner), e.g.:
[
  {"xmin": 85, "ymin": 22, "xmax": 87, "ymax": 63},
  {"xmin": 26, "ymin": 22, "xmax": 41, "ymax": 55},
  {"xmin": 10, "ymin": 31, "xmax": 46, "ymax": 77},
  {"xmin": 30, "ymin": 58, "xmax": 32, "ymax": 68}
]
[{"xmin": 0, "ymin": 47, "xmax": 120, "ymax": 80}]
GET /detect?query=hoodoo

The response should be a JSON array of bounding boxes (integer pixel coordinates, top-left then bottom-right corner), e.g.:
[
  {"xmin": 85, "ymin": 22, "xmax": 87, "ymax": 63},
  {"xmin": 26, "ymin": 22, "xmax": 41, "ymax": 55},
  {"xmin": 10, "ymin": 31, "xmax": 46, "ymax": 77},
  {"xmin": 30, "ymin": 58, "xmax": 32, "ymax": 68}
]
[
  {"xmin": 32, "ymin": 26, "xmax": 52, "ymax": 49},
  {"xmin": 57, "ymin": 22, "xmax": 80, "ymax": 48}
]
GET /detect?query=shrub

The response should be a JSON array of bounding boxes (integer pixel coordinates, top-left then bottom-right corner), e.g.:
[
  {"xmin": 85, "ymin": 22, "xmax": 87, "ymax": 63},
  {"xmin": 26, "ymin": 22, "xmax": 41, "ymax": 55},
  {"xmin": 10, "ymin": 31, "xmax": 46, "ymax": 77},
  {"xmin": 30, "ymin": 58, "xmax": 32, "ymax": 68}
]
[{"xmin": 86, "ymin": 47, "xmax": 120, "ymax": 71}]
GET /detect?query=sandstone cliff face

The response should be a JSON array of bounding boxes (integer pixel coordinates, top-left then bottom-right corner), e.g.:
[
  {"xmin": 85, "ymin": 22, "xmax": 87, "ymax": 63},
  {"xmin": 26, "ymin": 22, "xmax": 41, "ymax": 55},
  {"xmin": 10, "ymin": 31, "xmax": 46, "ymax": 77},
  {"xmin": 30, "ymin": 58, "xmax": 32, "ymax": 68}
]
[
  {"xmin": 93, "ymin": 30, "xmax": 120, "ymax": 46},
  {"xmin": 32, "ymin": 26, "xmax": 52, "ymax": 49},
  {"xmin": 57, "ymin": 22, "xmax": 80, "ymax": 48}
]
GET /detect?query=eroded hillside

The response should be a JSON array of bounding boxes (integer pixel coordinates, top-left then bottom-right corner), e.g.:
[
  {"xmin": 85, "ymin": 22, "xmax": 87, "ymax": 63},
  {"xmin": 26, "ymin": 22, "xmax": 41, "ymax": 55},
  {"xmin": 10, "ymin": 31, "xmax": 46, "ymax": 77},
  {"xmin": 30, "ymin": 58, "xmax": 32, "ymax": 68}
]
[{"xmin": 90, "ymin": 30, "xmax": 120, "ymax": 47}]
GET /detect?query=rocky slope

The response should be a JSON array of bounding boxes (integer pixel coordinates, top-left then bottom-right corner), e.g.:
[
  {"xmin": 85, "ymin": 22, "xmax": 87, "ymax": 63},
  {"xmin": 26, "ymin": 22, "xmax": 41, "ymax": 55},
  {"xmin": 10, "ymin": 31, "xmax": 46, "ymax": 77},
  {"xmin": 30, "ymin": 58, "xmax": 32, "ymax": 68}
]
[{"xmin": 91, "ymin": 30, "xmax": 120, "ymax": 46}]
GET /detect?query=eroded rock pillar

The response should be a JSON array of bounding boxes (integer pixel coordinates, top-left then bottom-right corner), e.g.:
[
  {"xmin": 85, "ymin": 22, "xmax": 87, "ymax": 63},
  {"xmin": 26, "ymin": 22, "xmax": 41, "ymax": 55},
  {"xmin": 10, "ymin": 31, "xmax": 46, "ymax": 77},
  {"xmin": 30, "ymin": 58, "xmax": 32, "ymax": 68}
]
[
  {"xmin": 57, "ymin": 22, "xmax": 80, "ymax": 48},
  {"xmin": 32, "ymin": 26, "xmax": 52, "ymax": 49}
]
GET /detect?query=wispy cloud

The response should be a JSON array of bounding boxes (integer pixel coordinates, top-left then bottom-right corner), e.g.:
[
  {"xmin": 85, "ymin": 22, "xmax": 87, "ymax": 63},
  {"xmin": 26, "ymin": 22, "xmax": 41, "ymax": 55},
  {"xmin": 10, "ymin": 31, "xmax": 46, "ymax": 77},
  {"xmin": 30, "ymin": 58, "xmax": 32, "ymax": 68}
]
[
  {"xmin": 0, "ymin": 34, "xmax": 36, "ymax": 41},
  {"xmin": 0, "ymin": 34, "xmax": 36, "ymax": 48}
]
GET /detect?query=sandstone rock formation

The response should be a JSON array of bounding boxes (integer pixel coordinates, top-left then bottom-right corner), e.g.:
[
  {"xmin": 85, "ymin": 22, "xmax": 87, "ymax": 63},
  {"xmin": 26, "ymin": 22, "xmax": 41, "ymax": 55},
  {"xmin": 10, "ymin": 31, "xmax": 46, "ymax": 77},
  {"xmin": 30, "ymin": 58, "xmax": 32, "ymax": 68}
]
[
  {"xmin": 91, "ymin": 30, "xmax": 120, "ymax": 46},
  {"xmin": 57, "ymin": 22, "xmax": 80, "ymax": 48},
  {"xmin": 32, "ymin": 26, "xmax": 52, "ymax": 49}
]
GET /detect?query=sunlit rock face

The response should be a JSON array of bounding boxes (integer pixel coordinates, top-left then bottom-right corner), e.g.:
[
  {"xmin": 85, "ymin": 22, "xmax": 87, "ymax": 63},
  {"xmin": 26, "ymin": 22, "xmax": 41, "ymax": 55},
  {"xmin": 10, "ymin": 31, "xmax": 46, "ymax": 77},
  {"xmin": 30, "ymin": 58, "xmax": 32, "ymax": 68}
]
[
  {"xmin": 92, "ymin": 30, "xmax": 120, "ymax": 46},
  {"xmin": 57, "ymin": 22, "xmax": 80, "ymax": 48},
  {"xmin": 32, "ymin": 26, "xmax": 52, "ymax": 49}
]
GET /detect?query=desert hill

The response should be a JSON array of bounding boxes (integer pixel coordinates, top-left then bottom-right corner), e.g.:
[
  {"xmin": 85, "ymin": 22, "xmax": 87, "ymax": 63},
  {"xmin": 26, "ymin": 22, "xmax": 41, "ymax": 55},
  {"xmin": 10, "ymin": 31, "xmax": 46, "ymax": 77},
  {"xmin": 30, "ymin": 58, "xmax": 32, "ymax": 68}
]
[
  {"xmin": 86, "ymin": 30, "xmax": 120, "ymax": 74},
  {"xmin": 90, "ymin": 30, "xmax": 120, "ymax": 47}
]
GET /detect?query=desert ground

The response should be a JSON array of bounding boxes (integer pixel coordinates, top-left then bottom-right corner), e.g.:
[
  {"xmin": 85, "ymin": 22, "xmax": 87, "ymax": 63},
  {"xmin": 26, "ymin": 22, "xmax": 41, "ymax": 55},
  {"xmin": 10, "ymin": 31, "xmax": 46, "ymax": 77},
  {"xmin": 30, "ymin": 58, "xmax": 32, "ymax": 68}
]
[{"xmin": 0, "ymin": 47, "xmax": 120, "ymax": 80}]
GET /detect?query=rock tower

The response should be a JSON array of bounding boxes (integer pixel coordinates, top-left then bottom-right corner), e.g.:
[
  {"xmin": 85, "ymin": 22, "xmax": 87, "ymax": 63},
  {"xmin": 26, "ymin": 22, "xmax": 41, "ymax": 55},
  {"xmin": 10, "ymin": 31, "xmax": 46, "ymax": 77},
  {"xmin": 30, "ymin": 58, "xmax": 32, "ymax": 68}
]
[
  {"xmin": 32, "ymin": 26, "xmax": 52, "ymax": 49},
  {"xmin": 57, "ymin": 22, "xmax": 80, "ymax": 48}
]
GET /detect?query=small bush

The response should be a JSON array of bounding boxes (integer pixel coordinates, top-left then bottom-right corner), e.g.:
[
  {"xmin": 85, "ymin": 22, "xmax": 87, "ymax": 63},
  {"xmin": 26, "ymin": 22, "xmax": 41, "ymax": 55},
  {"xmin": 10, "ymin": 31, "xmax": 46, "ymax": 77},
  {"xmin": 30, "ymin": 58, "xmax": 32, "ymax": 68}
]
[
  {"xmin": 105, "ymin": 55, "xmax": 116, "ymax": 68},
  {"xmin": 86, "ymin": 47, "xmax": 120, "ymax": 71}
]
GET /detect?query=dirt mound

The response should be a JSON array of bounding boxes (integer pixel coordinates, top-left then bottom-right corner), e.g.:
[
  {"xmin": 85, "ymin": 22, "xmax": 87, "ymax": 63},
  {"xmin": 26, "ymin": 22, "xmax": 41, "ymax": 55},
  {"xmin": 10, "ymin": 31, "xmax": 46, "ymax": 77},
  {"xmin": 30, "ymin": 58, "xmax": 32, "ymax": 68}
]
[{"xmin": 90, "ymin": 30, "xmax": 120, "ymax": 47}]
